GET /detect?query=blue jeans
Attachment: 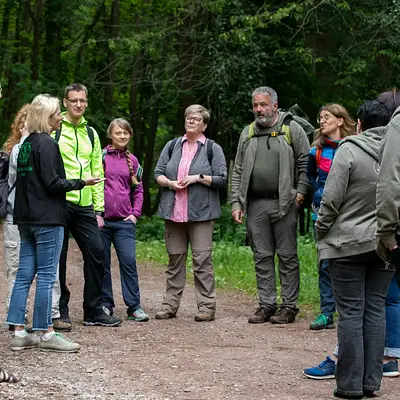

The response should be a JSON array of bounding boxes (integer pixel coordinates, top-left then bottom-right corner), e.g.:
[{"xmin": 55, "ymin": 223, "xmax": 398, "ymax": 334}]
[
  {"xmin": 7, "ymin": 225, "xmax": 64, "ymax": 330},
  {"xmin": 313, "ymin": 223, "xmax": 335, "ymax": 318},
  {"xmin": 330, "ymin": 251, "xmax": 393, "ymax": 397},
  {"xmin": 101, "ymin": 220, "xmax": 140, "ymax": 314},
  {"xmin": 385, "ymin": 275, "xmax": 400, "ymax": 358}
]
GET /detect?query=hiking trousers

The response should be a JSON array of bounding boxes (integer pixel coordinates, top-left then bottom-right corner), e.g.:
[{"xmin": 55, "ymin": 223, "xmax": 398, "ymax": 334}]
[
  {"xmin": 161, "ymin": 220, "xmax": 216, "ymax": 315},
  {"xmin": 246, "ymin": 198, "xmax": 299, "ymax": 311}
]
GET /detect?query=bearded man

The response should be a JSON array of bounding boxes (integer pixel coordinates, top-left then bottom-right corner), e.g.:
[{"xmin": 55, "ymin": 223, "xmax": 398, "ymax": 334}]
[{"xmin": 231, "ymin": 86, "xmax": 310, "ymax": 324}]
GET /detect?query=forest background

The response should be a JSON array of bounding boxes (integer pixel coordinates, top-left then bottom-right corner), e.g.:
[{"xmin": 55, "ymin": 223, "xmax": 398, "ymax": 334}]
[{"xmin": 0, "ymin": 0, "xmax": 397, "ymax": 306}]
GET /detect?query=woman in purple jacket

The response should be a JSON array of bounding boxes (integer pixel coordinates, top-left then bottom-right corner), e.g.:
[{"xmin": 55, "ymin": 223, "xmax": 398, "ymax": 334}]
[{"xmin": 101, "ymin": 118, "xmax": 148, "ymax": 322}]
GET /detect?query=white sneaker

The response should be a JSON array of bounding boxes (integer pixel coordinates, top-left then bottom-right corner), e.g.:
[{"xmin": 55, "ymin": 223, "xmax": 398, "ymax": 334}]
[{"xmin": 40, "ymin": 333, "xmax": 80, "ymax": 353}]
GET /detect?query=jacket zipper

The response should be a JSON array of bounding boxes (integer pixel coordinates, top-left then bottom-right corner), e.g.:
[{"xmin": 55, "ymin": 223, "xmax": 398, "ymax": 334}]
[{"xmin": 75, "ymin": 127, "xmax": 83, "ymax": 205}]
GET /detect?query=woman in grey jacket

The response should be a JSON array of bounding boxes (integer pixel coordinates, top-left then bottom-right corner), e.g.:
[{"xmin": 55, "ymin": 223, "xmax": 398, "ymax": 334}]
[
  {"xmin": 317, "ymin": 100, "xmax": 393, "ymax": 399},
  {"xmin": 154, "ymin": 104, "xmax": 227, "ymax": 322}
]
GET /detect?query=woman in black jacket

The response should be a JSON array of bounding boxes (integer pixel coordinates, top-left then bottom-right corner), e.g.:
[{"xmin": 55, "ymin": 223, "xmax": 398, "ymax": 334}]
[{"xmin": 6, "ymin": 94, "xmax": 103, "ymax": 353}]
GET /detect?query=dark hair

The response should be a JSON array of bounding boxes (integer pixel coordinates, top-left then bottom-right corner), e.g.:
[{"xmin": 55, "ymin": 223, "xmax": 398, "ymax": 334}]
[
  {"xmin": 377, "ymin": 88, "xmax": 400, "ymax": 117},
  {"xmin": 64, "ymin": 83, "xmax": 88, "ymax": 99},
  {"xmin": 356, "ymin": 100, "xmax": 390, "ymax": 131}
]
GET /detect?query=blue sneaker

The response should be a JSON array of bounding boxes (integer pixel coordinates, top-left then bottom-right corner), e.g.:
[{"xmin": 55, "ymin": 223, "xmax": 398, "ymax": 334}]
[
  {"xmin": 383, "ymin": 360, "xmax": 400, "ymax": 377},
  {"xmin": 303, "ymin": 356, "xmax": 336, "ymax": 380}
]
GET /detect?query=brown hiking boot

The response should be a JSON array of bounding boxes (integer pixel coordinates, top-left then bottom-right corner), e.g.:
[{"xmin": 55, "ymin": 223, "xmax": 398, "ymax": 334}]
[
  {"xmin": 248, "ymin": 307, "xmax": 275, "ymax": 324},
  {"xmin": 194, "ymin": 311, "xmax": 215, "ymax": 322},
  {"xmin": 52, "ymin": 318, "xmax": 72, "ymax": 332},
  {"xmin": 155, "ymin": 310, "xmax": 176, "ymax": 320},
  {"xmin": 269, "ymin": 307, "xmax": 298, "ymax": 324}
]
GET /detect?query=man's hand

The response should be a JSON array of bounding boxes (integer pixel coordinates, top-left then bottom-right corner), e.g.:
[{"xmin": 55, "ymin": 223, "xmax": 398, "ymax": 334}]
[
  {"xmin": 295, "ymin": 193, "xmax": 305, "ymax": 207},
  {"xmin": 96, "ymin": 215, "xmax": 104, "ymax": 229},
  {"xmin": 232, "ymin": 209, "xmax": 244, "ymax": 224},
  {"xmin": 124, "ymin": 215, "xmax": 137, "ymax": 224}
]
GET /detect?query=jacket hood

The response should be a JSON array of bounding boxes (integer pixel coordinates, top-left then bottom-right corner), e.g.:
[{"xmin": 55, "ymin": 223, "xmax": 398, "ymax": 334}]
[
  {"xmin": 391, "ymin": 105, "xmax": 400, "ymax": 120},
  {"xmin": 340, "ymin": 126, "xmax": 385, "ymax": 161}
]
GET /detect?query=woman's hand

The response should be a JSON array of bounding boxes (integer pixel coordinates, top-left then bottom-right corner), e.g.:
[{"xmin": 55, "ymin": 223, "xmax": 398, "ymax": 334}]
[
  {"xmin": 169, "ymin": 180, "xmax": 185, "ymax": 191},
  {"xmin": 124, "ymin": 215, "xmax": 137, "ymax": 224},
  {"xmin": 178, "ymin": 175, "xmax": 200, "ymax": 188},
  {"xmin": 85, "ymin": 177, "xmax": 106, "ymax": 186}
]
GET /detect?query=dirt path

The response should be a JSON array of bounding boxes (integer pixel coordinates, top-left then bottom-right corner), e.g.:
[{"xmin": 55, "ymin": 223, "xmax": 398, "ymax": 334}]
[{"xmin": 0, "ymin": 239, "xmax": 399, "ymax": 400}]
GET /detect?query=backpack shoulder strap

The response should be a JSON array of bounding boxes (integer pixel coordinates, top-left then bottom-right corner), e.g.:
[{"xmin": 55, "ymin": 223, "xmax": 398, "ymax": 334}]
[
  {"xmin": 54, "ymin": 124, "xmax": 62, "ymax": 142},
  {"xmin": 168, "ymin": 137, "xmax": 180, "ymax": 159},
  {"xmin": 205, "ymin": 139, "xmax": 214, "ymax": 165},
  {"xmin": 247, "ymin": 122, "xmax": 255, "ymax": 141},
  {"xmin": 86, "ymin": 125, "xmax": 95, "ymax": 149},
  {"xmin": 281, "ymin": 115, "xmax": 293, "ymax": 146}
]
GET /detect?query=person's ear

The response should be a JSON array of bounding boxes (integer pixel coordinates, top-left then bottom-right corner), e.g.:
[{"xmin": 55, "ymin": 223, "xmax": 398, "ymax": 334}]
[
  {"xmin": 63, "ymin": 98, "xmax": 68, "ymax": 108},
  {"xmin": 357, "ymin": 119, "xmax": 362, "ymax": 134},
  {"xmin": 202, "ymin": 124, "xmax": 208, "ymax": 132}
]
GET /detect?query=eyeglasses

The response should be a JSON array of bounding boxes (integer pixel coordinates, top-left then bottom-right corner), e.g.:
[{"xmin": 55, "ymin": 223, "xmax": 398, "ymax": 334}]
[
  {"xmin": 185, "ymin": 116, "xmax": 203, "ymax": 124},
  {"xmin": 66, "ymin": 98, "xmax": 87, "ymax": 105},
  {"xmin": 317, "ymin": 114, "xmax": 334, "ymax": 124}
]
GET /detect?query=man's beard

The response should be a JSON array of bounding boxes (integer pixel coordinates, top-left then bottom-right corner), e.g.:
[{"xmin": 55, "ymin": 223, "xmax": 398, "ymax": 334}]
[{"xmin": 255, "ymin": 111, "xmax": 276, "ymax": 127}]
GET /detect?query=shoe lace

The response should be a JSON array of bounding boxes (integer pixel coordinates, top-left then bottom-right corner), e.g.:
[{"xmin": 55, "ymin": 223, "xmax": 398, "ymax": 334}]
[
  {"xmin": 135, "ymin": 308, "xmax": 144, "ymax": 315},
  {"xmin": 314, "ymin": 314, "xmax": 327, "ymax": 324},
  {"xmin": 54, "ymin": 333, "xmax": 75, "ymax": 344}
]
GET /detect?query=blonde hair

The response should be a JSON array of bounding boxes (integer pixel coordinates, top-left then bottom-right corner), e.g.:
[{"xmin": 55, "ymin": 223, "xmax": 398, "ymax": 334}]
[
  {"xmin": 107, "ymin": 118, "xmax": 139, "ymax": 187},
  {"xmin": 3, "ymin": 104, "xmax": 30, "ymax": 153},
  {"xmin": 184, "ymin": 104, "xmax": 210, "ymax": 124},
  {"xmin": 27, "ymin": 94, "xmax": 60, "ymax": 134},
  {"xmin": 313, "ymin": 103, "xmax": 356, "ymax": 148}
]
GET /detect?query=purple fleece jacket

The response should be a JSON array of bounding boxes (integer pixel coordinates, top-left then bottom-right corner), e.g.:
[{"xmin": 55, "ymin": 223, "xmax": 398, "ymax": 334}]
[{"xmin": 103, "ymin": 146, "xmax": 143, "ymax": 219}]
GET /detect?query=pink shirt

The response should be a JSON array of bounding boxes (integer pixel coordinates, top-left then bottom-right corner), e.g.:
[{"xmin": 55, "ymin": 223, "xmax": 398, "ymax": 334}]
[{"xmin": 170, "ymin": 134, "xmax": 206, "ymax": 222}]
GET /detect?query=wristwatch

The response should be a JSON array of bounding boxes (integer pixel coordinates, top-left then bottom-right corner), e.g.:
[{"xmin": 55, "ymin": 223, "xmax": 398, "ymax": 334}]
[{"xmin": 199, "ymin": 174, "xmax": 204, "ymax": 181}]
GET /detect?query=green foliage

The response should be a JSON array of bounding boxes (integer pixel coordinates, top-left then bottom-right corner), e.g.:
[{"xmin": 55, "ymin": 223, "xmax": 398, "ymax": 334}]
[{"xmin": 136, "ymin": 235, "xmax": 320, "ymax": 307}]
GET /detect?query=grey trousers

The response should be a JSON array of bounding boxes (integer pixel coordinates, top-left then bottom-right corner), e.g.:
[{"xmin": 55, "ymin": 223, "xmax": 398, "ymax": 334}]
[
  {"xmin": 330, "ymin": 252, "xmax": 393, "ymax": 397},
  {"xmin": 162, "ymin": 220, "xmax": 216, "ymax": 315},
  {"xmin": 246, "ymin": 198, "xmax": 299, "ymax": 310}
]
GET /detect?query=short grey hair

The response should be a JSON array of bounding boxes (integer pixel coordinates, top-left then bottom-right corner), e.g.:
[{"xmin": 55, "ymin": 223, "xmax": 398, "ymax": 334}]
[
  {"xmin": 252, "ymin": 87, "xmax": 278, "ymax": 104},
  {"xmin": 184, "ymin": 104, "xmax": 210, "ymax": 124}
]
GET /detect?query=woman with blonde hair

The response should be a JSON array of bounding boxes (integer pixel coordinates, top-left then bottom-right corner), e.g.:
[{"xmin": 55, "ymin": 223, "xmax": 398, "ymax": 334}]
[
  {"xmin": 6, "ymin": 94, "xmax": 103, "ymax": 353},
  {"xmin": 101, "ymin": 118, "xmax": 147, "ymax": 321},
  {"xmin": 2, "ymin": 104, "xmax": 30, "ymax": 321},
  {"xmin": 308, "ymin": 103, "xmax": 356, "ymax": 331}
]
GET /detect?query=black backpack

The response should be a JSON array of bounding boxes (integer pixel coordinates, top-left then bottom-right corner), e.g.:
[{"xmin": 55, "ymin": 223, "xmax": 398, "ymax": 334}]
[
  {"xmin": 55, "ymin": 124, "xmax": 95, "ymax": 149},
  {"xmin": 0, "ymin": 151, "xmax": 14, "ymax": 219}
]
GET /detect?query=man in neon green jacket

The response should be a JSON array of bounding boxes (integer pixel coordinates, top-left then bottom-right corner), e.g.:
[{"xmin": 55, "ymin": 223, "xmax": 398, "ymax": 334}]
[{"xmin": 51, "ymin": 83, "xmax": 122, "ymax": 329}]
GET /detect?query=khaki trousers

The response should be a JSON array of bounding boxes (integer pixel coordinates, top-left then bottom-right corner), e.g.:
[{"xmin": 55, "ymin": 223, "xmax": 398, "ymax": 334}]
[
  {"xmin": 3, "ymin": 221, "xmax": 20, "ymax": 311},
  {"xmin": 162, "ymin": 220, "xmax": 216, "ymax": 315}
]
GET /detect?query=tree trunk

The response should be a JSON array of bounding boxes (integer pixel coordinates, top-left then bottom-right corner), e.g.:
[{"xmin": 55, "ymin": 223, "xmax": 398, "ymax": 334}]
[
  {"xmin": 142, "ymin": 107, "xmax": 159, "ymax": 216},
  {"xmin": 104, "ymin": 0, "xmax": 119, "ymax": 117}
]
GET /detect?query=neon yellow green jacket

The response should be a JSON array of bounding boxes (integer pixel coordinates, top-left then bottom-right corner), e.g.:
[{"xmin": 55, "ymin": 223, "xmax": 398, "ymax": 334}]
[{"xmin": 51, "ymin": 114, "xmax": 104, "ymax": 211}]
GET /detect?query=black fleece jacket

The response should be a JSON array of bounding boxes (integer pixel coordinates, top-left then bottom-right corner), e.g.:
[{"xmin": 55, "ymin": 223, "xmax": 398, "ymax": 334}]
[{"xmin": 13, "ymin": 132, "xmax": 85, "ymax": 225}]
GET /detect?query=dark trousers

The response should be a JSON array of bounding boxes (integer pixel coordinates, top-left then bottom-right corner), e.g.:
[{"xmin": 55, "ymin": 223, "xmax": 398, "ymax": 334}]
[
  {"xmin": 314, "ymin": 224, "xmax": 335, "ymax": 318},
  {"xmin": 59, "ymin": 202, "xmax": 104, "ymax": 319},
  {"xmin": 330, "ymin": 251, "xmax": 393, "ymax": 397},
  {"xmin": 101, "ymin": 220, "xmax": 140, "ymax": 314}
]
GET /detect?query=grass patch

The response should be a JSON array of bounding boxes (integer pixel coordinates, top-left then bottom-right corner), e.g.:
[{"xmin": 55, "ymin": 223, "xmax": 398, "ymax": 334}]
[{"xmin": 137, "ymin": 235, "xmax": 319, "ymax": 308}]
